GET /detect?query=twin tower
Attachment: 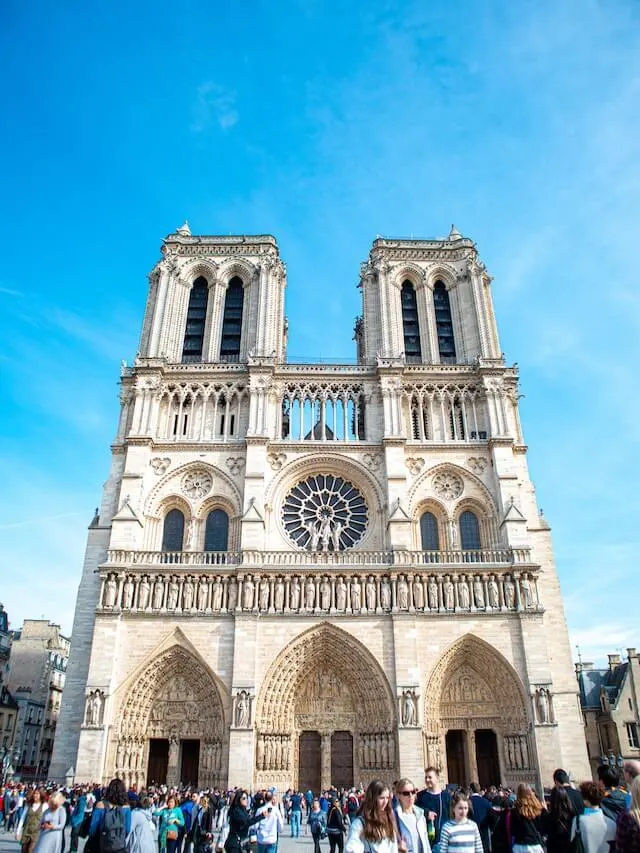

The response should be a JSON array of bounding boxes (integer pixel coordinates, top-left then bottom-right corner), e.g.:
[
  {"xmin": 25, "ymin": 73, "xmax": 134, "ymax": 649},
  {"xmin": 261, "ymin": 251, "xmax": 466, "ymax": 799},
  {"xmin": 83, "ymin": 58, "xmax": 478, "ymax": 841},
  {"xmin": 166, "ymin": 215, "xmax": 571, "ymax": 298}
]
[{"xmin": 51, "ymin": 225, "xmax": 589, "ymax": 792}]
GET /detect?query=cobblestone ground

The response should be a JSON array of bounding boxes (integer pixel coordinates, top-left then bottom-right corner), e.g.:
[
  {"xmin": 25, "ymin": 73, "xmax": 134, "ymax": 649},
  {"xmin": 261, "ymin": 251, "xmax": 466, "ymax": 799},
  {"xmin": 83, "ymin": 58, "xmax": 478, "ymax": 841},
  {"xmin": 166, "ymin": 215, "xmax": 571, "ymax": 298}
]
[{"xmin": 0, "ymin": 825, "xmax": 319, "ymax": 853}]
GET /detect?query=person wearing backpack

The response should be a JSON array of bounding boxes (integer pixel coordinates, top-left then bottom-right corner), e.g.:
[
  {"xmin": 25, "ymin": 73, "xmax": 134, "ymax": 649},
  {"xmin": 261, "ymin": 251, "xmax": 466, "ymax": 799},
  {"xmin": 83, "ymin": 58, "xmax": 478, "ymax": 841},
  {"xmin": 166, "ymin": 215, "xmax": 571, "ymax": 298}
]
[{"xmin": 88, "ymin": 778, "xmax": 132, "ymax": 853}]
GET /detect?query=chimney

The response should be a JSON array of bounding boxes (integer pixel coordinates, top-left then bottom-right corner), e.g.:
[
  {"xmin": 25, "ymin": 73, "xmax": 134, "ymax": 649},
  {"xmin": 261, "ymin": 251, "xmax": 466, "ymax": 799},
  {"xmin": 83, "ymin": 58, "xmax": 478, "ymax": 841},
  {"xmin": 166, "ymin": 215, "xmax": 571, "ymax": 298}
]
[
  {"xmin": 608, "ymin": 653, "xmax": 621, "ymax": 669},
  {"xmin": 576, "ymin": 661, "xmax": 594, "ymax": 673},
  {"xmin": 628, "ymin": 648, "xmax": 637, "ymax": 660}
]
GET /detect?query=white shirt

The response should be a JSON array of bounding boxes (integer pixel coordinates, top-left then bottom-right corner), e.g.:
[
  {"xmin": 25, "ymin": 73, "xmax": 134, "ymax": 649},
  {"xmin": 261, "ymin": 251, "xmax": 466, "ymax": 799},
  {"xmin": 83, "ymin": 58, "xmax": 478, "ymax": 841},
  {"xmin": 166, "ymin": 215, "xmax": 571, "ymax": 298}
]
[{"xmin": 256, "ymin": 804, "xmax": 284, "ymax": 844}]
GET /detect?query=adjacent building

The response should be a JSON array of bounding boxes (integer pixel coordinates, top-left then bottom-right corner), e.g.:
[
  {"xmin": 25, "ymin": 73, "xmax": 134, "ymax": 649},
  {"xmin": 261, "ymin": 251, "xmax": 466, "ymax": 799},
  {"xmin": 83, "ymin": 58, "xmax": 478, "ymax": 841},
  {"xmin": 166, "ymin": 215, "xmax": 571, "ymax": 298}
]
[
  {"xmin": 51, "ymin": 224, "xmax": 590, "ymax": 790},
  {"xmin": 6, "ymin": 620, "xmax": 70, "ymax": 779},
  {"xmin": 577, "ymin": 650, "xmax": 640, "ymax": 777}
]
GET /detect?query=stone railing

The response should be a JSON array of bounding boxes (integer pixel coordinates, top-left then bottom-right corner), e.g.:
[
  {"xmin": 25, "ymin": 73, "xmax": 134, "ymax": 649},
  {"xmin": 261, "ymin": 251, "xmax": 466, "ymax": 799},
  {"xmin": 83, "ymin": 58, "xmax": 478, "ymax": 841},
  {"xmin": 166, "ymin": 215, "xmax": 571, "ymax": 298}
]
[
  {"xmin": 97, "ymin": 565, "xmax": 541, "ymax": 616},
  {"xmin": 103, "ymin": 547, "xmax": 533, "ymax": 569}
]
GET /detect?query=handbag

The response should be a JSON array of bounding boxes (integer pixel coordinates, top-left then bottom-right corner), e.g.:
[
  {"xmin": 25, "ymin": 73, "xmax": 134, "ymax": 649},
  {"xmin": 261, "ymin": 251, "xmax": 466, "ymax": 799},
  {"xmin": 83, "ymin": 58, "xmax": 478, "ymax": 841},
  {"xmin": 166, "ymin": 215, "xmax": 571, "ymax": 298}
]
[
  {"xmin": 570, "ymin": 816, "xmax": 585, "ymax": 853},
  {"xmin": 167, "ymin": 829, "xmax": 179, "ymax": 841}
]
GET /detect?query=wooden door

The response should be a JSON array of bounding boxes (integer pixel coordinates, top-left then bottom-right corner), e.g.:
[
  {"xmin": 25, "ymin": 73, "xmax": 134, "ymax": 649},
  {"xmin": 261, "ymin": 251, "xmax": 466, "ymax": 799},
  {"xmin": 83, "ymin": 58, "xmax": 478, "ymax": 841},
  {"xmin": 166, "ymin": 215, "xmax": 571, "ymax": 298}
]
[
  {"xmin": 299, "ymin": 731, "xmax": 321, "ymax": 794},
  {"xmin": 147, "ymin": 738, "xmax": 169, "ymax": 784},
  {"xmin": 475, "ymin": 729, "xmax": 500, "ymax": 789},
  {"xmin": 331, "ymin": 731, "xmax": 354, "ymax": 788},
  {"xmin": 180, "ymin": 739, "xmax": 200, "ymax": 786},
  {"xmin": 445, "ymin": 730, "xmax": 466, "ymax": 786}
]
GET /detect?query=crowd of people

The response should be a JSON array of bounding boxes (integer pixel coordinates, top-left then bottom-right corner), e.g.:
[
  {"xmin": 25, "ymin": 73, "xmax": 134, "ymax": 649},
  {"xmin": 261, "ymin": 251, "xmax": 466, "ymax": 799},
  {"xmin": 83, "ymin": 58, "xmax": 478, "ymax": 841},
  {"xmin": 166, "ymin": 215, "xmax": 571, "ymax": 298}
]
[{"xmin": 2, "ymin": 760, "xmax": 640, "ymax": 853}]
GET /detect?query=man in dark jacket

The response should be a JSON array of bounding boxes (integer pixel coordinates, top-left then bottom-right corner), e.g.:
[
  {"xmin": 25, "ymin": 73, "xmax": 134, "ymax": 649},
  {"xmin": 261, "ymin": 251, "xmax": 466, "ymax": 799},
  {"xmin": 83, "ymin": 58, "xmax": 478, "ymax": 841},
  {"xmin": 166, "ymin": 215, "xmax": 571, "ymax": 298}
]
[
  {"xmin": 597, "ymin": 765, "xmax": 628, "ymax": 822},
  {"xmin": 469, "ymin": 783, "xmax": 492, "ymax": 852}
]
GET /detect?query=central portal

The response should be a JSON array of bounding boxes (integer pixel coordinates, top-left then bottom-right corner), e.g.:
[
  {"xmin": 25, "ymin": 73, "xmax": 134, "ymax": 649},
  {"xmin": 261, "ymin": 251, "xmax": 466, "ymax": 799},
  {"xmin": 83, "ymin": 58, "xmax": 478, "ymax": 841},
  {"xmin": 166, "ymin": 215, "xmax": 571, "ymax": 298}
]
[{"xmin": 299, "ymin": 731, "xmax": 321, "ymax": 793}]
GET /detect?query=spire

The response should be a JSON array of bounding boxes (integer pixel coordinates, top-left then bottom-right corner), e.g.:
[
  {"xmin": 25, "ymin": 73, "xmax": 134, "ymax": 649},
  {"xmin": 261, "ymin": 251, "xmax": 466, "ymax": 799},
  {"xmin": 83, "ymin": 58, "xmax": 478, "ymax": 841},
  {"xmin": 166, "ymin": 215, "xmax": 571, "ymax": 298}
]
[
  {"xmin": 448, "ymin": 224, "xmax": 462, "ymax": 241},
  {"xmin": 176, "ymin": 220, "xmax": 191, "ymax": 237}
]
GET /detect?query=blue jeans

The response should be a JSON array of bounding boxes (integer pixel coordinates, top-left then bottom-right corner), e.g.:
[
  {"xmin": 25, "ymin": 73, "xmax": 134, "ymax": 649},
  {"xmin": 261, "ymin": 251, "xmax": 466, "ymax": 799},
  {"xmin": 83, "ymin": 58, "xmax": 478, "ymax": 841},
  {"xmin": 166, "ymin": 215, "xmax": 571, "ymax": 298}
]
[
  {"xmin": 290, "ymin": 811, "xmax": 302, "ymax": 837},
  {"xmin": 258, "ymin": 844, "xmax": 277, "ymax": 853}
]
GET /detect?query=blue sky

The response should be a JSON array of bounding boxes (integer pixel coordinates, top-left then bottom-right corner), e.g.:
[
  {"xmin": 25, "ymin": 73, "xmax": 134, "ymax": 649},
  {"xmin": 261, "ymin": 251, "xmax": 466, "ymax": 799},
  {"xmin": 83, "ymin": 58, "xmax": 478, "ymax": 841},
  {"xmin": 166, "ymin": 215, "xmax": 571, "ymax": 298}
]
[{"xmin": 1, "ymin": 0, "xmax": 639, "ymax": 664}]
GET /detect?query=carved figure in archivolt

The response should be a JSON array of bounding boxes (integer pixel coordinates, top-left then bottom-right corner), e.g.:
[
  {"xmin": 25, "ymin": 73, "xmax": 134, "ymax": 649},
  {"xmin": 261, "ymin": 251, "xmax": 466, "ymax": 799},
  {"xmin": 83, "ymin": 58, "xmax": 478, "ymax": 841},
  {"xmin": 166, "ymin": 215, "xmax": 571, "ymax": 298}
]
[
  {"xmin": 401, "ymin": 690, "xmax": 418, "ymax": 727},
  {"xmin": 138, "ymin": 576, "xmax": 151, "ymax": 610}
]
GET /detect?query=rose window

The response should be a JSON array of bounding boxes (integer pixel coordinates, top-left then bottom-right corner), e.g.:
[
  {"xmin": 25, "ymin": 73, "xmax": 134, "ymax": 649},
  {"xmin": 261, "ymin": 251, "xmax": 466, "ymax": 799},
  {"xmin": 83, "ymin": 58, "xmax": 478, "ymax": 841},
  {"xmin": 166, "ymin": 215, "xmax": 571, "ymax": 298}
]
[
  {"xmin": 282, "ymin": 474, "xmax": 368, "ymax": 551},
  {"xmin": 182, "ymin": 469, "xmax": 213, "ymax": 499},
  {"xmin": 432, "ymin": 471, "xmax": 464, "ymax": 501}
]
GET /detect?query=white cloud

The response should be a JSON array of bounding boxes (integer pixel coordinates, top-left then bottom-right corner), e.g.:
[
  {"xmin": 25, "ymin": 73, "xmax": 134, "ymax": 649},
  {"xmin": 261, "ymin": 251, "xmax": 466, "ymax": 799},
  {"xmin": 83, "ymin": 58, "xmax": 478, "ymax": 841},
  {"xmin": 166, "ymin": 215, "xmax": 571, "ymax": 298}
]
[{"xmin": 190, "ymin": 82, "xmax": 238, "ymax": 134}]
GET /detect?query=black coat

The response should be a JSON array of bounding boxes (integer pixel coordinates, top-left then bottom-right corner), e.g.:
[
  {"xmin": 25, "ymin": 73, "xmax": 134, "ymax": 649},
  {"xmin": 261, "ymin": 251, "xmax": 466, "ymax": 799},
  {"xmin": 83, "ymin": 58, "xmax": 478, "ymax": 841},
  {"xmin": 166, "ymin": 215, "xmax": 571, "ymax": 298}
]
[{"xmin": 224, "ymin": 807, "xmax": 262, "ymax": 853}]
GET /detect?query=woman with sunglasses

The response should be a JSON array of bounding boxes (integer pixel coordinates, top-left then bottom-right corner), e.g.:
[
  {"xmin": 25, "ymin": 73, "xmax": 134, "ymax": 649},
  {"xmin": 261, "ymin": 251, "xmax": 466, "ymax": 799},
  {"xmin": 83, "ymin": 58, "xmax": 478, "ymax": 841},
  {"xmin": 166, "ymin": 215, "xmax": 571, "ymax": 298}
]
[
  {"xmin": 394, "ymin": 780, "xmax": 432, "ymax": 853},
  {"xmin": 346, "ymin": 780, "xmax": 398, "ymax": 853},
  {"xmin": 224, "ymin": 791, "xmax": 265, "ymax": 853}
]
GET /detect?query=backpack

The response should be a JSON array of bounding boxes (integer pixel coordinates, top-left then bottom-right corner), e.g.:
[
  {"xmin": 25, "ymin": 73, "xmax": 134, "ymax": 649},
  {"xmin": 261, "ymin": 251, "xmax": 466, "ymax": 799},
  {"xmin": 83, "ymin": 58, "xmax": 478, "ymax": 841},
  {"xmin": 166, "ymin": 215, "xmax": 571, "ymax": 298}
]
[{"xmin": 100, "ymin": 805, "xmax": 127, "ymax": 853}]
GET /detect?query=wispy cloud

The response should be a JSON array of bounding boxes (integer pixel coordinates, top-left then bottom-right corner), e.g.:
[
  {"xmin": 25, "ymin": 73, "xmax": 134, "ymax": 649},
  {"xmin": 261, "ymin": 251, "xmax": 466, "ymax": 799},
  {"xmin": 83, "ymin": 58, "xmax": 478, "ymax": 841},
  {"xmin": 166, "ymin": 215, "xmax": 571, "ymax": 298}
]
[
  {"xmin": 190, "ymin": 82, "xmax": 238, "ymax": 133},
  {"xmin": 0, "ymin": 285, "xmax": 22, "ymax": 297}
]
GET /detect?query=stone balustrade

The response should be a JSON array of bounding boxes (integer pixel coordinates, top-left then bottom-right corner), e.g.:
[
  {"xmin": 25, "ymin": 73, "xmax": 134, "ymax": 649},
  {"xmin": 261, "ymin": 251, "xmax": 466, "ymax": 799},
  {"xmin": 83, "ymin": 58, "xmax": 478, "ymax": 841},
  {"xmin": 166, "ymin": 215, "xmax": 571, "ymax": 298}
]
[{"xmin": 97, "ymin": 566, "xmax": 541, "ymax": 616}]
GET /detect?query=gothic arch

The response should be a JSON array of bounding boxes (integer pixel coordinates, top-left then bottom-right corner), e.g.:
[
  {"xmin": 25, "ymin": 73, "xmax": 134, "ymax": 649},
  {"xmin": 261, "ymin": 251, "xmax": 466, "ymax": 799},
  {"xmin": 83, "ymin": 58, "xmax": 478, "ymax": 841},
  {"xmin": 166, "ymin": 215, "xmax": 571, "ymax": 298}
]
[
  {"xmin": 408, "ymin": 462, "xmax": 497, "ymax": 518},
  {"xmin": 216, "ymin": 257, "xmax": 257, "ymax": 287},
  {"xmin": 426, "ymin": 264, "xmax": 458, "ymax": 290},
  {"xmin": 180, "ymin": 259, "xmax": 219, "ymax": 287},
  {"xmin": 389, "ymin": 263, "xmax": 427, "ymax": 290},
  {"xmin": 144, "ymin": 461, "xmax": 242, "ymax": 519}
]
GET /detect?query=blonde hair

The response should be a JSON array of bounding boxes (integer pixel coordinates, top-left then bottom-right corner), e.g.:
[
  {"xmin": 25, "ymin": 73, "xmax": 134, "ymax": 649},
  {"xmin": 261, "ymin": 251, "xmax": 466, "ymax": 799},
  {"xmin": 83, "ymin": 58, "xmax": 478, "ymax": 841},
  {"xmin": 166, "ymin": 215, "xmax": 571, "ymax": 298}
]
[{"xmin": 49, "ymin": 792, "xmax": 66, "ymax": 808}]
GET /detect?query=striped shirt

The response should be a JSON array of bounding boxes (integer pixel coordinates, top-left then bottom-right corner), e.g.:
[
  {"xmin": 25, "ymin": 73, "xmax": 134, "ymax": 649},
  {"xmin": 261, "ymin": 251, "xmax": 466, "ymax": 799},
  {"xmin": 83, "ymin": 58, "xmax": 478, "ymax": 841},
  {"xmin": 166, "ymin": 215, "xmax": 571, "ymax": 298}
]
[{"xmin": 439, "ymin": 820, "xmax": 483, "ymax": 853}]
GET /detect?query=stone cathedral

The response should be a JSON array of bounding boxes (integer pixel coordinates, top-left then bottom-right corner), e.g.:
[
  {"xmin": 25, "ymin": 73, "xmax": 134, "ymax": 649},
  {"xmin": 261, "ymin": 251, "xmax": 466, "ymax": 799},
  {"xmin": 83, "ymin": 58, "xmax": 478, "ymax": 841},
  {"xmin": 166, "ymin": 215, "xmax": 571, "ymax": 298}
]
[{"xmin": 51, "ymin": 223, "xmax": 589, "ymax": 792}]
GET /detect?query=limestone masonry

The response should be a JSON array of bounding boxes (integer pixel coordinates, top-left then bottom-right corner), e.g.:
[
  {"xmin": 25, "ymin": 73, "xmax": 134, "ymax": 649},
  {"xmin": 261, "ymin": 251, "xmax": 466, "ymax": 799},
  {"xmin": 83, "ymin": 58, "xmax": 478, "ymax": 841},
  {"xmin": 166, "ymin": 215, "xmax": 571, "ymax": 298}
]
[{"xmin": 50, "ymin": 223, "xmax": 590, "ymax": 790}]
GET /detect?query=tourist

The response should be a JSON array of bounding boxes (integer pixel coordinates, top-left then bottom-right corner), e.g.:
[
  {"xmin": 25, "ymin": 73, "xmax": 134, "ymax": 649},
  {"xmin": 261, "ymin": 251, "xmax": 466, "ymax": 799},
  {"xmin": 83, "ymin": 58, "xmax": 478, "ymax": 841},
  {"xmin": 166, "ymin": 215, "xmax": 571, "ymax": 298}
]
[
  {"xmin": 157, "ymin": 795, "xmax": 184, "ymax": 853},
  {"xmin": 346, "ymin": 779, "xmax": 398, "ymax": 853},
  {"xmin": 483, "ymin": 796, "xmax": 511, "ymax": 853},
  {"xmin": 16, "ymin": 788, "xmax": 47, "ymax": 853},
  {"xmin": 68, "ymin": 788, "xmax": 87, "ymax": 853},
  {"xmin": 570, "ymin": 782, "xmax": 615, "ymax": 853},
  {"xmin": 468, "ymin": 784, "xmax": 491, "ymax": 852},
  {"xmin": 309, "ymin": 798, "xmax": 328, "ymax": 853},
  {"xmin": 33, "ymin": 792, "xmax": 66, "ymax": 853},
  {"xmin": 128, "ymin": 799, "xmax": 157, "ymax": 853},
  {"xmin": 192, "ymin": 796, "xmax": 214, "ymax": 853},
  {"xmin": 547, "ymin": 770, "xmax": 583, "ymax": 853},
  {"xmin": 327, "ymin": 796, "xmax": 347, "ymax": 853},
  {"xmin": 416, "ymin": 768, "xmax": 451, "ymax": 853},
  {"xmin": 290, "ymin": 790, "xmax": 303, "ymax": 838},
  {"xmin": 394, "ymin": 778, "xmax": 431, "ymax": 853},
  {"xmin": 255, "ymin": 791, "xmax": 284, "ymax": 853},
  {"xmin": 622, "ymin": 761, "xmax": 640, "ymax": 810},
  {"xmin": 182, "ymin": 793, "xmax": 200, "ymax": 853},
  {"xmin": 89, "ymin": 778, "xmax": 132, "ymax": 853},
  {"xmin": 510, "ymin": 784, "xmax": 547, "ymax": 853},
  {"xmin": 596, "ymin": 766, "xmax": 627, "ymax": 823},
  {"xmin": 615, "ymin": 775, "xmax": 640, "ymax": 853},
  {"xmin": 223, "ymin": 790, "xmax": 263, "ymax": 853},
  {"xmin": 438, "ymin": 792, "xmax": 482, "ymax": 853}
]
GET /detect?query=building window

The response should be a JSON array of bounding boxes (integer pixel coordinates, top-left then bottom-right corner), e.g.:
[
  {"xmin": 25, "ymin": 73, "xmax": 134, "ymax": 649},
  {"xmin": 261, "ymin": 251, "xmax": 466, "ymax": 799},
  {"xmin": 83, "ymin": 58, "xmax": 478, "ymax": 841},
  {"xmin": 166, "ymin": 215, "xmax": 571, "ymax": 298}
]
[
  {"xmin": 627, "ymin": 722, "xmax": 640, "ymax": 749},
  {"xmin": 220, "ymin": 277, "xmax": 244, "ymax": 361},
  {"xmin": 161, "ymin": 509, "xmax": 185, "ymax": 552},
  {"xmin": 420, "ymin": 512, "xmax": 440, "ymax": 551},
  {"xmin": 433, "ymin": 281, "xmax": 456, "ymax": 363},
  {"xmin": 181, "ymin": 277, "xmax": 209, "ymax": 363},
  {"xmin": 459, "ymin": 510, "xmax": 481, "ymax": 550},
  {"xmin": 401, "ymin": 281, "xmax": 422, "ymax": 362},
  {"xmin": 204, "ymin": 509, "xmax": 229, "ymax": 552}
]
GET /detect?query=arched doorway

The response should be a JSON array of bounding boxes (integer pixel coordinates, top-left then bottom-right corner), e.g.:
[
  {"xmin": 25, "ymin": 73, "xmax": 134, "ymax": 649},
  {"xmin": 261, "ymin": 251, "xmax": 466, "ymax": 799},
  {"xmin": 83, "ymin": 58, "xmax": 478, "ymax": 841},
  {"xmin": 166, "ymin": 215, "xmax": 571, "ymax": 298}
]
[
  {"xmin": 112, "ymin": 644, "xmax": 227, "ymax": 788},
  {"xmin": 424, "ymin": 635, "xmax": 534, "ymax": 790},
  {"xmin": 256, "ymin": 624, "xmax": 398, "ymax": 791}
]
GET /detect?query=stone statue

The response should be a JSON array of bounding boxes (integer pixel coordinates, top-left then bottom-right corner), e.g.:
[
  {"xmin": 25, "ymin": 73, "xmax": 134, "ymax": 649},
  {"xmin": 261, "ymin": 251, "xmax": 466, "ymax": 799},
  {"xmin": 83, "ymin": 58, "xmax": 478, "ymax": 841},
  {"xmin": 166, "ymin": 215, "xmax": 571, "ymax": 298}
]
[
  {"xmin": 366, "ymin": 576, "xmax": 376, "ymax": 611},
  {"xmin": 236, "ymin": 693, "xmax": 250, "ymax": 728},
  {"xmin": 351, "ymin": 578, "xmax": 361, "ymax": 610},
  {"xmin": 183, "ymin": 577, "xmax": 194, "ymax": 610},
  {"xmin": 504, "ymin": 576, "xmax": 516, "ymax": 608},
  {"xmin": 259, "ymin": 578, "xmax": 270, "ymax": 611},
  {"xmin": 227, "ymin": 578, "xmax": 238, "ymax": 611},
  {"xmin": 274, "ymin": 577, "xmax": 285, "ymax": 611},
  {"xmin": 265, "ymin": 736, "xmax": 273, "ymax": 769},
  {"xmin": 458, "ymin": 577, "xmax": 470, "ymax": 609},
  {"xmin": 428, "ymin": 577, "xmax": 438, "ymax": 609},
  {"xmin": 449, "ymin": 521, "xmax": 458, "ymax": 547},
  {"xmin": 167, "ymin": 577, "xmax": 179, "ymax": 610},
  {"xmin": 336, "ymin": 577, "xmax": 347, "ymax": 611},
  {"xmin": 85, "ymin": 690, "xmax": 103, "ymax": 726},
  {"xmin": 304, "ymin": 578, "xmax": 315, "ymax": 610},
  {"xmin": 256, "ymin": 736, "xmax": 265, "ymax": 770},
  {"xmin": 488, "ymin": 576, "xmax": 499, "ymax": 609},
  {"xmin": 138, "ymin": 576, "xmax": 150, "ymax": 610},
  {"xmin": 380, "ymin": 579, "xmax": 391, "ymax": 610},
  {"xmin": 402, "ymin": 690, "xmax": 417, "ymax": 726},
  {"xmin": 536, "ymin": 687, "xmax": 551, "ymax": 724},
  {"xmin": 123, "ymin": 576, "xmax": 134, "ymax": 609},
  {"xmin": 290, "ymin": 577, "xmax": 301, "ymax": 610},
  {"xmin": 243, "ymin": 576, "xmax": 255, "ymax": 610},
  {"xmin": 306, "ymin": 521, "xmax": 320, "ymax": 551},
  {"xmin": 153, "ymin": 577, "xmax": 165, "ymax": 609},
  {"xmin": 413, "ymin": 577, "xmax": 424, "ymax": 609},
  {"xmin": 198, "ymin": 577, "xmax": 209, "ymax": 610},
  {"xmin": 319, "ymin": 517, "xmax": 332, "ymax": 551},
  {"xmin": 397, "ymin": 576, "xmax": 409, "ymax": 610},
  {"xmin": 320, "ymin": 577, "xmax": 331, "ymax": 610},
  {"xmin": 104, "ymin": 575, "xmax": 117, "ymax": 608},
  {"xmin": 473, "ymin": 576, "xmax": 484, "ymax": 608},
  {"xmin": 212, "ymin": 577, "xmax": 222, "ymax": 611},
  {"xmin": 521, "ymin": 575, "xmax": 533, "ymax": 608},
  {"xmin": 444, "ymin": 578, "xmax": 455, "ymax": 610},
  {"xmin": 332, "ymin": 521, "xmax": 343, "ymax": 551}
]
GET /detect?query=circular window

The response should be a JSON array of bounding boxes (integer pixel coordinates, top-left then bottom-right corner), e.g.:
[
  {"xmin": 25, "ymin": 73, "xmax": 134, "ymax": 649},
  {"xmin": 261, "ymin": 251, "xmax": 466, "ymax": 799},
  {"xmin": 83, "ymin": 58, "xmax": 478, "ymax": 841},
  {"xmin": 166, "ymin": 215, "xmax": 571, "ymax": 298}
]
[{"xmin": 282, "ymin": 474, "xmax": 369, "ymax": 551}]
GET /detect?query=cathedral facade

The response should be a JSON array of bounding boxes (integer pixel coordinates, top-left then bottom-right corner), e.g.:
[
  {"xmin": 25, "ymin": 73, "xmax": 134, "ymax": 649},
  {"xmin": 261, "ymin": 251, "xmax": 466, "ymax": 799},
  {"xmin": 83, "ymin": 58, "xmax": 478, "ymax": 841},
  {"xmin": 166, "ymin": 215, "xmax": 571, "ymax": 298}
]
[{"xmin": 50, "ymin": 224, "xmax": 589, "ymax": 791}]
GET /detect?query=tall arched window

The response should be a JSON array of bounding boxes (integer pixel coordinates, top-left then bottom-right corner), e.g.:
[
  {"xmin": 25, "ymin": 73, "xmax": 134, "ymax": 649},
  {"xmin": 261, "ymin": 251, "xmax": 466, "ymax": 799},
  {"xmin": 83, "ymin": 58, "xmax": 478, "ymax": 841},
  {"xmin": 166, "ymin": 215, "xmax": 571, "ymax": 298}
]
[
  {"xmin": 420, "ymin": 511, "xmax": 440, "ymax": 551},
  {"xmin": 433, "ymin": 281, "xmax": 456, "ymax": 363},
  {"xmin": 459, "ymin": 510, "xmax": 481, "ymax": 550},
  {"xmin": 401, "ymin": 281, "xmax": 422, "ymax": 362},
  {"xmin": 204, "ymin": 509, "xmax": 229, "ymax": 551},
  {"xmin": 220, "ymin": 276, "xmax": 244, "ymax": 361},
  {"xmin": 161, "ymin": 508, "xmax": 185, "ymax": 552},
  {"xmin": 182, "ymin": 277, "xmax": 209, "ymax": 363}
]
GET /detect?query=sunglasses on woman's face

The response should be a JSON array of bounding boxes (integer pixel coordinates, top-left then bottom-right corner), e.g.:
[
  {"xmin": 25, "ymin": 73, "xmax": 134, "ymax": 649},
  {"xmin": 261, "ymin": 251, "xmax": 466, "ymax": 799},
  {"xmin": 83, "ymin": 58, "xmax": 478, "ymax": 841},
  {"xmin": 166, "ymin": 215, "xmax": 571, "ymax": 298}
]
[{"xmin": 399, "ymin": 791, "xmax": 416, "ymax": 796}]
